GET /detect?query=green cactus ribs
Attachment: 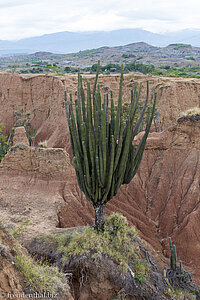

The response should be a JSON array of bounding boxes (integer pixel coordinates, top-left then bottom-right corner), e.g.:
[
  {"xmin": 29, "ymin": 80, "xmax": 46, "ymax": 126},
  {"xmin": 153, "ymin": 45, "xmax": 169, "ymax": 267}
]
[
  {"xmin": 167, "ymin": 237, "xmax": 192, "ymax": 289},
  {"xmin": 65, "ymin": 60, "xmax": 156, "ymax": 231}
]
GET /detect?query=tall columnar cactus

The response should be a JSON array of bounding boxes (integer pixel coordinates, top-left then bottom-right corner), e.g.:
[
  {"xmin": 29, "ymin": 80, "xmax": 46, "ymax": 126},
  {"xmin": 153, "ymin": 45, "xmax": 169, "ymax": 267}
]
[
  {"xmin": 169, "ymin": 237, "xmax": 183, "ymax": 273},
  {"xmin": 65, "ymin": 61, "xmax": 156, "ymax": 230},
  {"xmin": 169, "ymin": 237, "xmax": 177, "ymax": 270}
]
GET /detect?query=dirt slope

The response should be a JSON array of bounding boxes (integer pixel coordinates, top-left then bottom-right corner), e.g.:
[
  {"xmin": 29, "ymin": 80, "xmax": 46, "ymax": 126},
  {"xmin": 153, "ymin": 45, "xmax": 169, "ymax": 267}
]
[
  {"xmin": 0, "ymin": 73, "xmax": 200, "ymax": 151},
  {"xmin": 0, "ymin": 73, "xmax": 199, "ymax": 284},
  {"xmin": 58, "ymin": 117, "xmax": 200, "ymax": 284},
  {"xmin": 0, "ymin": 224, "xmax": 73, "ymax": 300},
  {"xmin": 0, "ymin": 115, "xmax": 199, "ymax": 284}
]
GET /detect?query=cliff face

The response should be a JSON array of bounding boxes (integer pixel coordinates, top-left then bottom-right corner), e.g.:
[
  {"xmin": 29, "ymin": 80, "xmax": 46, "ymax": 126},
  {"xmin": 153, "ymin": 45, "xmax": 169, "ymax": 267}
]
[
  {"xmin": 0, "ymin": 73, "xmax": 200, "ymax": 151},
  {"xmin": 0, "ymin": 73, "xmax": 199, "ymax": 285},
  {"xmin": 0, "ymin": 224, "xmax": 73, "ymax": 300},
  {"xmin": 59, "ymin": 117, "xmax": 200, "ymax": 284},
  {"xmin": 119, "ymin": 117, "xmax": 200, "ymax": 281},
  {"xmin": 0, "ymin": 127, "xmax": 77, "ymax": 242}
]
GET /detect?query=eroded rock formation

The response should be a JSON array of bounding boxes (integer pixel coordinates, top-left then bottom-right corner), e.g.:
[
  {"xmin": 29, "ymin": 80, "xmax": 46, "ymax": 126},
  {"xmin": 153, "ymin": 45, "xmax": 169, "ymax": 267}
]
[
  {"xmin": 0, "ymin": 128, "xmax": 77, "ymax": 242},
  {"xmin": 0, "ymin": 73, "xmax": 200, "ymax": 152},
  {"xmin": 0, "ymin": 224, "xmax": 73, "ymax": 300},
  {"xmin": 58, "ymin": 117, "xmax": 200, "ymax": 284},
  {"xmin": 0, "ymin": 73, "xmax": 199, "ymax": 286}
]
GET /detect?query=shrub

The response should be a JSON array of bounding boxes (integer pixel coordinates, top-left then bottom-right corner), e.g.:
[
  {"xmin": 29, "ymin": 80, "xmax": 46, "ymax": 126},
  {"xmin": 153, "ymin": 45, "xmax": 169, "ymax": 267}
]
[
  {"xmin": 38, "ymin": 140, "xmax": 48, "ymax": 148},
  {"xmin": 57, "ymin": 213, "xmax": 139, "ymax": 273},
  {"xmin": 181, "ymin": 107, "xmax": 200, "ymax": 117},
  {"xmin": 0, "ymin": 123, "xmax": 12, "ymax": 162}
]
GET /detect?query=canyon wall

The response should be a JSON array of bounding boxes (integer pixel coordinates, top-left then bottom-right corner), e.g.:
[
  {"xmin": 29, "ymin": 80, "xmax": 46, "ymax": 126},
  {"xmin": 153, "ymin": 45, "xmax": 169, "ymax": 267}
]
[
  {"xmin": 0, "ymin": 73, "xmax": 200, "ymax": 152},
  {"xmin": 0, "ymin": 73, "xmax": 199, "ymax": 283}
]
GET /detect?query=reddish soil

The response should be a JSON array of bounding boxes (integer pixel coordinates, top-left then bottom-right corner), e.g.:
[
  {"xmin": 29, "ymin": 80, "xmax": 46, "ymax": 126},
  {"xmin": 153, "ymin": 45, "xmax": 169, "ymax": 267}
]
[
  {"xmin": 0, "ymin": 73, "xmax": 200, "ymax": 150},
  {"xmin": 59, "ymin": 118, "xmax": 200, "ymax": 284},
  {"xmin": 0, "ymin": 73, "xmax": 199, "ymax": 284}
]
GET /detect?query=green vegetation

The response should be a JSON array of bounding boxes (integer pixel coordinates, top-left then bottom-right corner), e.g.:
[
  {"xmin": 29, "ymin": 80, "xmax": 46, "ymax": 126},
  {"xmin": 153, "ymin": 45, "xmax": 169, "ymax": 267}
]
[
  {"xmin": 162, "ymin": 238, "xmax": 199, "ymax": 299},
  {"xmin": 165, "ymin": 288, "xmax": 196, "ymax": 299},
  {"xmin": 122, "ymin": 53, "xmax": 136, "ymax": 59},
  {"xmin": 134, "ymin": 260, "xmax": 149, "ymax": 283},
  {"xmin": 85, "ymin": 62, "xmax": 200, "ymax": 78},
  {"xmin": 12, "ymin": 220, "xmax": 30, "ymax": 239},
  {"xmin": 0, "ymin": 123, "xmax": 12, "ymax": 162},
  {"xmin": 65, "ymin": 61, "xmax": 156, "ymax": 230},
  {"xmin": 0, "ymin": 123, "xmax": 7, "ymax": 162},
  {"xmin": 58, "ymin": 213, "xmax": 138, "ymax": 272},
  {"xmin": 38, "ymin": 140, "xmax": 48, "ymax": 148},
  {"xmin": 181, "ymin": 107, "xmax": 200, "ymax": 117},
  {"xmin": 167, "ymin": 237, "xmax": 193, "ymax": 288},
  {"xmin": 169, "ymin": 43, "xmax": 191, "ymax": 49},
  {"xmin": 89, "ymin": 62, "xmax": 155, "ymax": 74},
  {"xmin": 8, "ymin": 55, "xmax": 200, "ymax": 79},
  {"xmin": 16, "ymin": 62, "xmax": 200, "ymax": 78},
  {"xmin": 15, "ymin": 244, "xmax": 67, "ymax": 294},
  {"xmin": 112, "ymin": 101, "xmax": 164, "ymax": 133},
  {"xmin": 186, "ymin": 56, "xmax": 196, "ymax": 61},
  {"xmin": 169, "ymin": 237, "xmax": 177, "ymax": 271},
  {"xmin": 75, "ymin": 47, "xmax": 108, "ymax": 57},
  {"xmin": 0, "ymin": 220, "xmax": 69, "ymax": 296},
  {"xmin": 49, "ymin": 213, "xmax": 148, "ymax": 282}
]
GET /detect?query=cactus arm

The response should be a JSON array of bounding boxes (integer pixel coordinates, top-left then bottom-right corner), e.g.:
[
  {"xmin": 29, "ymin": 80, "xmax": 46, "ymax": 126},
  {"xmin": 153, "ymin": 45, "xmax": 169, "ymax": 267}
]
[
  {"xmin": 130, "ymin": 93, "xmax": 156, "ymax": 179},
  {"xmin": 123, "ymin": 143, "xmax": 135, "ymax": 184},
  {"xmin": 82, "ymin": 140, "xmax": 92, "ymax": 190},
  {"xmin": 169, "ymin": 237, "xmax": 174, "ymax": 269},
  {"xmin": 173, "ymin": 245, "xmax": 177, "ymax": 270},
  {"xmin": 132, "ymin": 81, "xmax": 149, "ymax": 137},
  {"xmin": 95, "ymin": 146, "xmax": 103, "ymax": 188},
  {"xmin": 110, "ymin": 91, "xmax": 115, "ymax": 134},
  {"xmin": 80, "ymin": 74, "xmax": 86, "ymax": 123},
  {"xmin": 101, "ymin": 95, "xmax": 107, "ymax": 183},
  {"xmin": 93, "ymin": 61, "xmax": 100, "ymax": 135},
  {"xmin": 114, "ymin": 65, "xmax": 123, "ymax": 141},
  {"xmin": 92, "ymin": 60, "xmax": 100, "ymax": 101},
  {"xmin": 102, "ymin": 135, "xmax": 115, "ymax": 203},
  {"xmin": 88, "ymin": 131, "xmax": 95, "ymax": 193},
  {"xmin": 113, "ymin": 119, "xmax": 124, "ymax": 172}
]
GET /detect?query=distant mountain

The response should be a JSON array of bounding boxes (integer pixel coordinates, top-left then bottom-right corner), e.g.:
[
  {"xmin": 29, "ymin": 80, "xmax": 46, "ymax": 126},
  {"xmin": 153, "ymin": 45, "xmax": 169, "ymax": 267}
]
[
  {"xmin": 0, "ymin": 28, "xmax": 200, "ymax": 56},
  {"xmin": 163, "ymin": 29, "xmax": 200, "ymax": 46}
]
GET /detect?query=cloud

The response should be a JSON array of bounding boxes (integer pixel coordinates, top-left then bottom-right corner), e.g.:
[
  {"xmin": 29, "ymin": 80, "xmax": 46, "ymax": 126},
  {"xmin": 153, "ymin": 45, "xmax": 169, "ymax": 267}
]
[{"xmin": 0, "ymin": 0, "xmax": 200, "ymax": 40}]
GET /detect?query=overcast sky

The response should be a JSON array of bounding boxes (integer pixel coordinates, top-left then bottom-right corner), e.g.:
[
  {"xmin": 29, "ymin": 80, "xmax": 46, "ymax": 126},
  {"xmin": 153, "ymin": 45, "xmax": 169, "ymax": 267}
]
[{"xmin": 0, "ymin": 0, "xmax": 200, "ymax": 40}]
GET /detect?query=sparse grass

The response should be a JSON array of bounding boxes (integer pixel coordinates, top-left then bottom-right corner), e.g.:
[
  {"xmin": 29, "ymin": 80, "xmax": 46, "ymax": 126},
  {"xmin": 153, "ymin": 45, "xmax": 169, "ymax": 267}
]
[
  {"xmin": 12, "ymin": 219, "xmax": 30, "ymax": 239},
  {"xmin": 38, "ymin": 140, "xmax": 48, "ymax": 148},
  {"xmin": 134, "ymin": 260, "xmax": 149, "ymax": 283},
  {"xmin": 181, "ymin": 107, "xmax": 200, "ymax": 117},
  {"xmin": 165, "ymin": 287, "xmax": 197, "ymax": 299},
  {"xmin": 55, "ymin": 213, "xmax": 139, "ymax": 273},
  {"xmin": 15, "ymin": 243, "xmax": 68, "ymax": 294}
]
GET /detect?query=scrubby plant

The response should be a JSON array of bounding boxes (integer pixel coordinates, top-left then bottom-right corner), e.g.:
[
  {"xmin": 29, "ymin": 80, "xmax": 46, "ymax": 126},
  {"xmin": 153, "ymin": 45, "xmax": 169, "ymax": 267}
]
[
  {"xmin": 0, "ymin": 123, "xmax": 13, "ymax": 162},
  {"xmin": 57, "ymin": 213, "xmax": 142, "ymax": 273},
  {"xmin": 15, "ymin": 248, "xmax": 67, "ymax": 294},
  {"xmin": 181, "ymin": 107, "xmax": 200, "ymax": 117},
  {"xmin": 0, "ymin": 124, "xmax": 7, "ymax": 162},
  {"xmin": 65, "ymin": 61, "xmax": 156, "ymax": 230},
  {"xmin": 12, "ymin": 220, "xmax": 30, "ymax": 239},
  {"xmin": 167, "ymin": 237, "xmax": 193, "ymax": 288},
  {"xmin": 134, "ymin": 260, "xmax": 149, "ymax": 283},
  {"xmin": 165, "ymin": 287, "xmax": 197, "ymax": 300},
  {"xmin": 38, "ymin": 140, "xmax": 48, "ymax": 148}
]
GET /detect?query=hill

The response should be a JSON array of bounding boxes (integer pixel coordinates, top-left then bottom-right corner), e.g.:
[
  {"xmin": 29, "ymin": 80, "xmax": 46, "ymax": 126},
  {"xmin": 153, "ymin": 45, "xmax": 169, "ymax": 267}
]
[
  {"xmin": 0, "ymin": 28, "xmax": 200, "ymax": 56},
  {"xmin": 1, "ymin": 41, "xmax": 200, "ymax": 76}
]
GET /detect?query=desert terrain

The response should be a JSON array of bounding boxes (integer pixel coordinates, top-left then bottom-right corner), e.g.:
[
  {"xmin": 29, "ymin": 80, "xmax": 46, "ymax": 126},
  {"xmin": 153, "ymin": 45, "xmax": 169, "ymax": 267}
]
[{"xmin": 0, "ymin": 72, "xmax": 199, "ymax": 299}]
